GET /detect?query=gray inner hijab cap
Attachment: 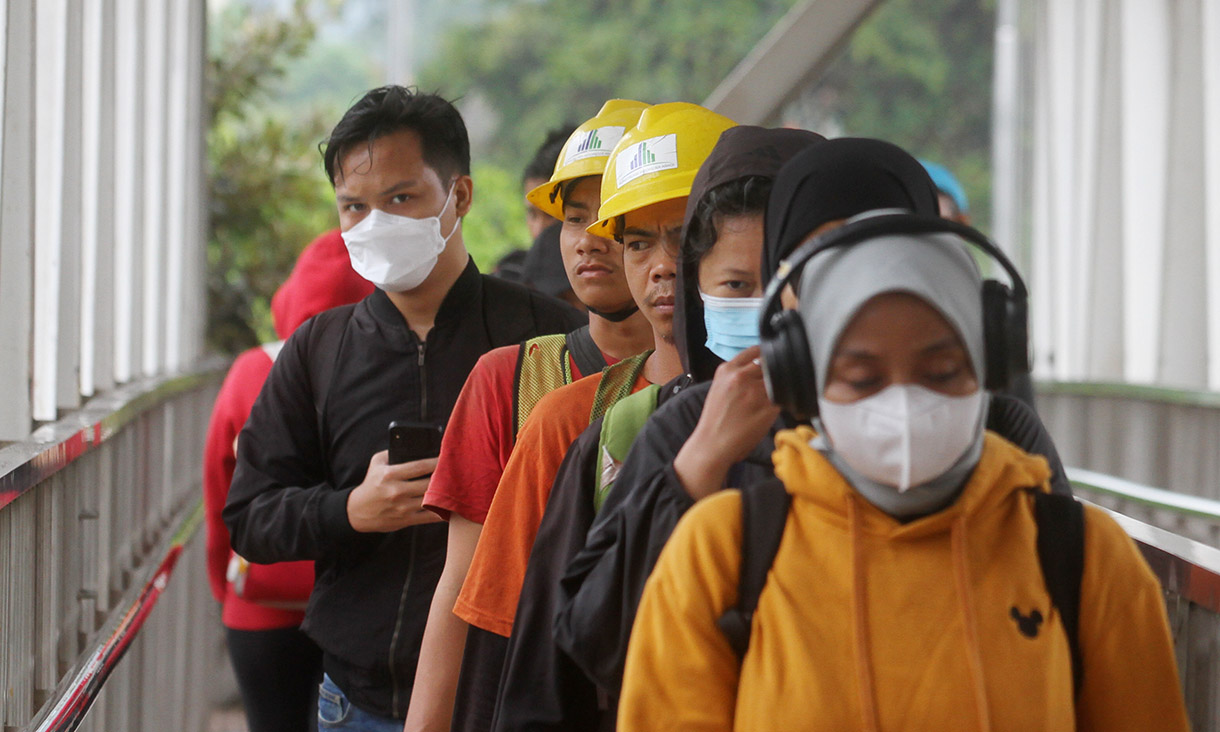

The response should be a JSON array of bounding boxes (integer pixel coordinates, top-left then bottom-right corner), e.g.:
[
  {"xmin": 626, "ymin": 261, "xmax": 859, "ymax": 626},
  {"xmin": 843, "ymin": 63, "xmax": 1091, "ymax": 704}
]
[
  {"xmin": 797, "ymin": 230, "xmax": 987, "ymax": 390},
  {"xmin": 798, "ymin": 229, "xmax": 990, "ymax": 520}
]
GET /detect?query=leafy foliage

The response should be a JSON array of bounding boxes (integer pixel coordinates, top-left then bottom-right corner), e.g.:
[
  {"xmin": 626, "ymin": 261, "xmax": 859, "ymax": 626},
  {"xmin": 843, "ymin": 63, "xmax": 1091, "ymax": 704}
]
[
  {"xmin": 807, "ymin": 0, "xmax": 996, "ymax": 226},
  {"xmin": 462, "ymin": 162, "xmax": 532, "ymax": 272},
  {"xmin": 412, "ymin": 0, "xmax": 800, "ymax": 271},
  {"xmin": 206, "ymin": 1, "xmax": 364, "ymax": 354},
  {"xmin": 418, "ymin": 0, "xmax": 798, "ymax": 172}
]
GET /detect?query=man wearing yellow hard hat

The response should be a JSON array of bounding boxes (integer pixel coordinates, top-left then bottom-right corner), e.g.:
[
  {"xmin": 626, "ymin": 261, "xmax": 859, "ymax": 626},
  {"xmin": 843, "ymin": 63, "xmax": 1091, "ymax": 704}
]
[
  {"xmin": 453, "ymin": 102, "xmax": 736, "ymax": 731},
  {"xmin": 404, "ymin": 100, "xmax": 657, "ymax": 732}
]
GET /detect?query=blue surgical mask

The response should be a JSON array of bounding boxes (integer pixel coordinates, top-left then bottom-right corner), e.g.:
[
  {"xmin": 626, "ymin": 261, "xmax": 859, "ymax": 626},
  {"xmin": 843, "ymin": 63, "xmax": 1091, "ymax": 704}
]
[{"xmin": 700, "ymin": 291, "xmax": 763, "ymax": 361}]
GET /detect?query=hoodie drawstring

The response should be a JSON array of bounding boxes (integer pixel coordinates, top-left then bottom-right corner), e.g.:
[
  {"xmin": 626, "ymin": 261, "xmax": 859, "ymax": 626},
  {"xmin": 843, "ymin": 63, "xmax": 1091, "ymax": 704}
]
[
  {"xmin": 848, "ymin": 498, "xmax": 881, "ymax": 732},
  {"xmin": 951, "ymin": 515, "xmax": 993, "ymax": 732}
]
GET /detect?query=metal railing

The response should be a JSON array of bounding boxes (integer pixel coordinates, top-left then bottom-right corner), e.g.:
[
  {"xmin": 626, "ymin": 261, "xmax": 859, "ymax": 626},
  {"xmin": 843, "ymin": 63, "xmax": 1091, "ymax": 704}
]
[
  {"xmin": 1083, "ymin": 500, "xmax": 1220, "ymax": 730},
  {"xmin": 3, "ymin": 370, "xmax": 1218, "ymax": 729},
  {"xmin": 0, "ymin": 363, "xmax": 226, "ymax": 732},
  {"xmin": 1038, "ymin": 380, "xmax": 1220, "ymax": 545}
]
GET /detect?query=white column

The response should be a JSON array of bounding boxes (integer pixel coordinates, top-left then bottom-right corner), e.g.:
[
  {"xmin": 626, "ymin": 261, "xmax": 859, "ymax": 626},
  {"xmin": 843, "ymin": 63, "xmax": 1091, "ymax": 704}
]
[
  {"xmin": 32, "ymin": 0, "xmax": 69, "ymax": 420},
  {"xmin": 1155, "ymin": 0, "xmax": 1208, "ymax": 388},
  {"xmin": 386, "ymin": 0, "xmax": 416, "ymax": 85},
  {"xmin": 163, "ymin": 0, "xmax": 188, "ymax": 372},
  {"xmin": 0, "ymin": 0, "xmax": 36, "ymax": 439},
  {"xmin": 1082, "ymin": 2, "xmax": 1124, "ymax": 379},
  {"xmin": 1063, "ymin": 0, "xmax": 1105, "ymax": 381},
  {"xmin": 1119, "ymin": 0, "xmax": 1170, "ymax": 383},
  {"xmin": 1034, "ymin": 0, "xmax": 1083, "ymax": 380},
  {"xmin": 1028, "ymin": 0, "xmax": 1051, "ymax": 376},
  {"xmin": 80, "ymin": 0, "xmax": 117, "ymax": 396},
  {"xmin": 56, "ymin": 0, "xmax": 84, "ymax": 410},
  {"xmin": 1203, "ymin": 0, "xmax": 1220, "ymax": 389},
  {"xmin": 113, "ymin": 0, "xmax": 145, "ymax": 384},
  {"xmin": 991, "ymin": 0, "xmax": 1022, "ymax": 264},
  {"xmin": 140, "ymin": 0, "xmax": 167, "ymax": 377},
  {"xmin": 182, "ymin": 0, "xmax": 208, "ymax": 367}
]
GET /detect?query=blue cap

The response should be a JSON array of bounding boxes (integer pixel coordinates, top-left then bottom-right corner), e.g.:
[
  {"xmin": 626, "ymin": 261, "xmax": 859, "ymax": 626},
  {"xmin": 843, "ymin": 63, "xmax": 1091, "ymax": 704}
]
[{"xmin": 919, "ymin": 159, "xmax": 968, "ymax": 214}]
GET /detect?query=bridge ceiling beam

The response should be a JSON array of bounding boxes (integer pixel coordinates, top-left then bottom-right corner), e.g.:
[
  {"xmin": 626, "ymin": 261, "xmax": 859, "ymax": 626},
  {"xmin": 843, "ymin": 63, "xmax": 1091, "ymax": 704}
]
[{"xmin": 703, "ymin": 0, "xmax": 883, "ymax": 125}]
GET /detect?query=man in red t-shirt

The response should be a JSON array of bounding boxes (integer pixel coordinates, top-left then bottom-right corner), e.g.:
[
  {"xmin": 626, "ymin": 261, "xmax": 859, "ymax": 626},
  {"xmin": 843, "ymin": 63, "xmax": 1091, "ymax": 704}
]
[{"xmin": 405, "ymin": 101, "xmax": 656, "ymax": 732}]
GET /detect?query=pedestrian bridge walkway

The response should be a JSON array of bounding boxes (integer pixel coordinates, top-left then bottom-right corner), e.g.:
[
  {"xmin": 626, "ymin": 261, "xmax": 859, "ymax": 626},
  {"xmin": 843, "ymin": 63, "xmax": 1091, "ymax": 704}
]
[
  {"xmin": 2, "ymin": 368, "xmax": 1219, "ymax": 731},
  {"xmin": 4, "ymin": 0, "xmax": 1220, "ymax": 730}
]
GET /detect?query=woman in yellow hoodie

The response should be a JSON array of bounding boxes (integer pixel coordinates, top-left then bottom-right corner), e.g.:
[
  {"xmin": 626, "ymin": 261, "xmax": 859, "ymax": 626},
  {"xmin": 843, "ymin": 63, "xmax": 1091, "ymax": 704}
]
[{"xmin": 618, "ymin": 210, "xmax": 1190, "ymax": 731}]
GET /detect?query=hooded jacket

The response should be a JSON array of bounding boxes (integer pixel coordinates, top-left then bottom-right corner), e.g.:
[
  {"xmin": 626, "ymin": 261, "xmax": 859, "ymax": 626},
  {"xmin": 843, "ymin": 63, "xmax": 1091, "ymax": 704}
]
[
  {"xmin": 619, "ymin": 428, "xmax": 1189, "ymax": 732},
  {"xmin": 553, "ymin": 137, "xmax": 1070, "ymax": 703},
  {"xmin": 224, "ymin": 258, "xmax": 583, "ymax": 719},
  {"xmin": 203, "ymin": 229, "xmax": 373, "ymax": 630}
]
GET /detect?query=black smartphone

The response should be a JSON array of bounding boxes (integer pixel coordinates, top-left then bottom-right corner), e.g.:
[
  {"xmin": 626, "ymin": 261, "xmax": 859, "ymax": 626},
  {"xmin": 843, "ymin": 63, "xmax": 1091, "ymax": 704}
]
[{"xmin": 388, "ymin": 421, "xmax": 445, "ymax": 465}]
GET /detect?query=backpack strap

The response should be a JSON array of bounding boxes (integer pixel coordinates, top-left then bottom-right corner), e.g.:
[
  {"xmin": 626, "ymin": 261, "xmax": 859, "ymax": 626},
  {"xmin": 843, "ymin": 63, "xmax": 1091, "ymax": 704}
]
[
  {"xmin": 1032, "ymin": 490, "xmax": 1085, "ymax": 698},
  {"xmin": 303, "ymin": 307, "xmax": 356, "ymax": 423},
  {"xmin": 565, "ymin": 324, "xmax": 607, "ymax": 379},
  {"xmin": 718, "ymin": 479, "xmax": 791, "ymax": 660},
  {"xmin": 512, "ymin": 334, "xmax": 573, "ymax": 438},
  {"xmin": 592, "ymin": 384, "xmax": 662, "ymax": 512},
  {"xmin": 589, "ymin": 350, "xmax": 652, "ymax": 423}
]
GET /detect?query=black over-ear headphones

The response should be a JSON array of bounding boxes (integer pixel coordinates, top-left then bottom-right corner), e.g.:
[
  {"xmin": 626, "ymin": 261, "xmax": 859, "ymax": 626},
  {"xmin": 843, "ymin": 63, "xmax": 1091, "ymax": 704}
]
[{"xmin": 759, "ymin": 212, "xmax": 1030, "ymax": 420}]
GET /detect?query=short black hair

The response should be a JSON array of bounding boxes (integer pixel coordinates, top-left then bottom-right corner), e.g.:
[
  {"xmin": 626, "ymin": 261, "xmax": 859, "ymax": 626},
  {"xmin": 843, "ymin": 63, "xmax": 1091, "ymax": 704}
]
[
  {"xmin": 554, "ymin": 175, "xmax": 591, "ymax": 211},
  {"xmin": 684, "ymin": 176, "xmax": 772, "ymax": 267},
  {"xmin": 322, "ymin": 86, "xmax": 470, "ymax": 186},
  {"xmin": 523, "ymin": 124, "xmax": 577, "ymax": 185}
]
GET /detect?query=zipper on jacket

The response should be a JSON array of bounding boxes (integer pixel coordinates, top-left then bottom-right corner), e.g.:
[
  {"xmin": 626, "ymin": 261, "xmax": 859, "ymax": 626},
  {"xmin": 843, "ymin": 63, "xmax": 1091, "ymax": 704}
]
[
  {"xmin": 418, "ymin": 341, "xmax": 428, "ymax": 420},
  {"xmin": 388, "ymin": 529, "xmax": 419, "ymax": 718}
]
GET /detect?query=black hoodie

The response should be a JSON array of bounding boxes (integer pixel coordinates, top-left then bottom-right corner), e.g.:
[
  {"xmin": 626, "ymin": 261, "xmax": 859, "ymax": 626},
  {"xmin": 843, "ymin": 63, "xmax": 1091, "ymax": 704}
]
[{"xmin": 550, "ymin": 137, "xmax": 1071, "ymax": 712}]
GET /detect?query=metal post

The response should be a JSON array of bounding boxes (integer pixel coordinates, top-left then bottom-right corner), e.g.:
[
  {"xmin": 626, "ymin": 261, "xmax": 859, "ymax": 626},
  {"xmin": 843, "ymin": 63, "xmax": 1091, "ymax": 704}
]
[
  {"xmin": 991, "ymin": 0, "xmax": 1022, "ymax": 264},
  {"xmin": 385, "ymin": 0, "xmax": 416, "ymax": 86}
]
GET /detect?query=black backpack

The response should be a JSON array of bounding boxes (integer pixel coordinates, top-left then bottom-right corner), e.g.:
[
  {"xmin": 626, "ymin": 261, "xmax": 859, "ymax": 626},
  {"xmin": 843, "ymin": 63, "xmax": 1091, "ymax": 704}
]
[{"xmin": 718, "ymin": 481, "xmax": 1085, "ymax": 696}]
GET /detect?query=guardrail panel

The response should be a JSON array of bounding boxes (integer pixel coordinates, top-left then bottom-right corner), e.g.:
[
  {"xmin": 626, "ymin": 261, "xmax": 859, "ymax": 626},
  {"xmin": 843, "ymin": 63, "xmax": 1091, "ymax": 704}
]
[
  {"xmin": 2, "ymin": 493, "xmax": 36, "ymax": 726},
  {"xmin": 1, "ymin": 366, "xmax": 225, "ymax": 731},
  {"xmin": 1180, "ymin": 601, "xmax": 1220, "ymax": 727}
]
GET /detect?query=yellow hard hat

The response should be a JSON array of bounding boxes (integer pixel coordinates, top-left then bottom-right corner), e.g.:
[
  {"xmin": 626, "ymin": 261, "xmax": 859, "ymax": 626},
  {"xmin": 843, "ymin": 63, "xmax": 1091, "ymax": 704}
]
[
  {"xmin": 525, "ymin": 100, "xmax": 651, "ymax": 221},
  {"xmin": 588, "ymin": 102, "xmax": 737, "ymax": 237}
]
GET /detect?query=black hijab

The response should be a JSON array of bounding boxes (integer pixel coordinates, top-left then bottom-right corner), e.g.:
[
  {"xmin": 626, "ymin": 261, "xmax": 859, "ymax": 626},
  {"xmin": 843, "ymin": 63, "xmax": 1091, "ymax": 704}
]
[
  {"xmin": 677, "ymin": 126, "xmax": 825, "ymax": 381},
  {"xmin": 762, "ymin": 137, "xmax": 941, "ymax": 285}
]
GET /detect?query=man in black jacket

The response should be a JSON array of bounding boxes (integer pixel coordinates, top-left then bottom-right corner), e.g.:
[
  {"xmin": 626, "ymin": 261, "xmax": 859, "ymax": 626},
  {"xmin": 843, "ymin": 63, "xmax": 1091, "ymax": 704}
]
[{"xmin": 223, "ymin": 86, "xmax": 582, "ymax": 730}]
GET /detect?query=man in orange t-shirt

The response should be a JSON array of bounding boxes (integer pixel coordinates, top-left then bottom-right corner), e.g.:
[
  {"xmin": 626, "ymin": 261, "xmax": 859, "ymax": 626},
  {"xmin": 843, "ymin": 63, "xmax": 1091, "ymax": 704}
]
[
  {"xmin": 445, "ymin": 103, "xmax": 737, "ymax": 732},
  {"xmin": 405, "ymin": 101, "xmax": 656, "ymax": 732}
]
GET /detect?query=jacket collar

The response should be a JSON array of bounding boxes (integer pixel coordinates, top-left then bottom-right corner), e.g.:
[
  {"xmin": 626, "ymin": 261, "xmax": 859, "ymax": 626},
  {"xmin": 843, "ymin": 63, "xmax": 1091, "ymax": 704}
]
[{"xmin": 366, "ymin": 257, "xmax": 482, "ymax": 332}]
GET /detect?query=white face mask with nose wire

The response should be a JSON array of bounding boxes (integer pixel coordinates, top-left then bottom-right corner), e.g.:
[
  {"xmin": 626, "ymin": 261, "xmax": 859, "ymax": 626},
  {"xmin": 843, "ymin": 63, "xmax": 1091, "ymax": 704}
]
[
  {"xmin": 817, "ymin": 383, "xmax": 985, "ymax": 492},
  {"xmin": 341, "ymin": 183, "xmax": 459, "ymax": 292}
]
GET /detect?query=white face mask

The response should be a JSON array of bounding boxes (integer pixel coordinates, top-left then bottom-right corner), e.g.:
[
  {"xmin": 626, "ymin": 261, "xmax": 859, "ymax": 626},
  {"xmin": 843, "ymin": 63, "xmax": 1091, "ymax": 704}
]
[
  {"xmin": 818, "ymin": 383, "xmax": 985, "ymax": 492},
  {"xmin": 341, "ymin": 184, "xmax": 459, "ymax": 292}
]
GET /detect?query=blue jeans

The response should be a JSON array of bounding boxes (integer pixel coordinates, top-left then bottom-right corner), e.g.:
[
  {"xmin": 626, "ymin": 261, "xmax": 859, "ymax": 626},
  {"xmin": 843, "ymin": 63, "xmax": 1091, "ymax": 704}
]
[{"xmin": 317, "ymin": 674, "xmax": 404, "ymax": 731}]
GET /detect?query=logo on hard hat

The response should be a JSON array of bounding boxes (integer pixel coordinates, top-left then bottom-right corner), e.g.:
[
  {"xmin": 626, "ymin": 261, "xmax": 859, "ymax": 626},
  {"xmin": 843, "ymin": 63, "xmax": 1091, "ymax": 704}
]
[
  {"xmin": 565, "ymin": 126, "xmax": 626, "ymax": 165},
  {"xmin": 615, "ymin": 133, "xmax": 678, "ymax": 187}
]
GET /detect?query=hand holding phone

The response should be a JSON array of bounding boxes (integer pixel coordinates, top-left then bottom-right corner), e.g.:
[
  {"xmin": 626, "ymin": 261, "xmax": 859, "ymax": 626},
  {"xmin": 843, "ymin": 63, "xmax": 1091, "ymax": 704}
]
[{"xmin": 344, "ymin": 422, "xmax": 447, "ymax": 533}]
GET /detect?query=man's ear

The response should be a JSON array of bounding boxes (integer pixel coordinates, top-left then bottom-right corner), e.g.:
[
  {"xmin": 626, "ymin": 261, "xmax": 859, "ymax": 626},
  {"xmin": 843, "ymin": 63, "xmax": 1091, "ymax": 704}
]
[{"xmin": 454, "ymin": 175, "xmax": 474, "ymax": 217}]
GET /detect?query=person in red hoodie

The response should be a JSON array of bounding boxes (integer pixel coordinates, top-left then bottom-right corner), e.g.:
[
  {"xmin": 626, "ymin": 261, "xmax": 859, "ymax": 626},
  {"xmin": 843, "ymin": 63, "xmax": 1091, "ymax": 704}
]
[{"xmin": 203, "ymin": 228, "xmax": 374, "ymax": 732}]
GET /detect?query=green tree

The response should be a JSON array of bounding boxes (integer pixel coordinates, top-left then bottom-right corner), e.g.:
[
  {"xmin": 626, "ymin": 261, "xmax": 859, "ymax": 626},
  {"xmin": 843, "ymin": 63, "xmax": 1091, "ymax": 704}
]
[
  {"xmin": 206, "ymin": 1, "xmax": 344, "ymax": 354},
  {"xmin": 420, "ymin": 0, "xmax": 799, "ymax": 170},
  {"xmin": 416, "ymin": 0, "xmax": 799, "ymax": 270},
  {"xmin": 810, "ymin": 0, "xmax": 996, "ymax": 227},
  {"xmin": 462, "ymin": 162, "xmax": 532, "ymax": 270}
]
